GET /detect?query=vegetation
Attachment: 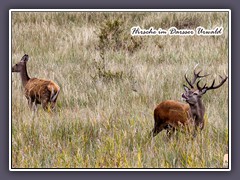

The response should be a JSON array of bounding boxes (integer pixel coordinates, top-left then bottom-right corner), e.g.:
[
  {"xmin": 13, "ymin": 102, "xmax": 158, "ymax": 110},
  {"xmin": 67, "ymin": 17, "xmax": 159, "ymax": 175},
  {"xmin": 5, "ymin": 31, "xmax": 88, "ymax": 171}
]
[{"xmin": 11, "ymin": 11, "xmax": 229, "ymax": 168}]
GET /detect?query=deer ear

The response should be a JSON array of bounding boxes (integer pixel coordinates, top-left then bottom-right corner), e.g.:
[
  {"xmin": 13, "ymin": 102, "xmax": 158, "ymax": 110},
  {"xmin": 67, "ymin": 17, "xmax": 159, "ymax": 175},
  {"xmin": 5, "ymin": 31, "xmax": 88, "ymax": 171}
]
[
  {"xmin": 21, "ymin": 54, "xmax": 29, "ymax": 62},
  {"xmin": 183, "ymin": 85, "xmax": 190, "ymax": 92},
  {"xmin": 200, "ymin": 88, "xmax": 207, "ymax": 95}
]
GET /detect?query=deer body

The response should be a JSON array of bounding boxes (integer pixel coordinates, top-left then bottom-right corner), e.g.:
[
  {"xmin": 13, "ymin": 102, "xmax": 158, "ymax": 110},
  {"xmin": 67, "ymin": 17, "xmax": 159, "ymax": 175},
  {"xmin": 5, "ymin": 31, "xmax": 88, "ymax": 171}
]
[
  {"xmin": 24, "ymin": 78, "xmax": 60, "ymax": 109},
  {"xmin": 152, "ymin": 66, "xmax": 227, "ymax": 137},
  {"xmin": 12, "ymin": 54, "xmax": 60, "ymax": 111},
  {"xmin": 154, "ymin": 100, "xmax": 190, "ymax": 128},
  {"xmin": 153, "ymin": 99, "xmax": 203, "ymax": 137}
]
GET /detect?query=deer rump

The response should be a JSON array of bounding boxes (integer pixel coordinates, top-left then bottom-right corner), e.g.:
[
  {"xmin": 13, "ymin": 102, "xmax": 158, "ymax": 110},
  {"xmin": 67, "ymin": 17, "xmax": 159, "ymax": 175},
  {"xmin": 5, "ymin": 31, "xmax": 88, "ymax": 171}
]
[
  {"xmin": 24, "ymin": 78, "xmax": 60, "ymax": 104},
  {"xmin": 153, "ymin": 100, "xmax": 193, "ymax": 136}
]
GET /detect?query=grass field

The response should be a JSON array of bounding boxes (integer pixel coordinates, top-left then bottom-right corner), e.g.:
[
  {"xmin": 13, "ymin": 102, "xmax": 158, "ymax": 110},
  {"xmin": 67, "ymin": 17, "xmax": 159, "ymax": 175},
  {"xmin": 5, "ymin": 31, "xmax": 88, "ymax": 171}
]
[{"xmin": 11, "ymin": 11, "xmax": 229, "ymax": 169}]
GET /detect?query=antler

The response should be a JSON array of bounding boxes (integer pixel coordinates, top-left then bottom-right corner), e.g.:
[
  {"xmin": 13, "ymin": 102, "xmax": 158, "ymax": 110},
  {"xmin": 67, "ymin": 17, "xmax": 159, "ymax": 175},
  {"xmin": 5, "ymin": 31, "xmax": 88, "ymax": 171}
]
[
  {"xmin": 185, "ymin": 64, "xmax": 210, "ymax": 88},
  {"xmin": 197, "ymin": 75, "xmax": 228, "ymax": 92}
]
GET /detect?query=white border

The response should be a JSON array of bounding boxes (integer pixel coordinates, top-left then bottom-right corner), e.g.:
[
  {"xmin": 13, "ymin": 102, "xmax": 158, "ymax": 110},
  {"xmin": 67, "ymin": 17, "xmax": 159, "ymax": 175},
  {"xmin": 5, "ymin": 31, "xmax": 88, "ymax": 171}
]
[
  {"xmin": 9, "ymin": 9, "xmax": 231, "ymax": 171},
  {"xmin": 10, "ymin": 9, "xmax": 230, "ymax": 12},
  {"xmin": 9, "ymin": 10, "xmax": 12, "ymax": 171}
]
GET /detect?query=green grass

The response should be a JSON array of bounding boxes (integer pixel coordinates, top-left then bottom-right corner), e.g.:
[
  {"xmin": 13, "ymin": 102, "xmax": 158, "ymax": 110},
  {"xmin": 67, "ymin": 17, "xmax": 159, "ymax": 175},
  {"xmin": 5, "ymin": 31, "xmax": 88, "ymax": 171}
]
[{"xmin": 11, "ymin": 11, "xmax": 229, "ymax": 169}]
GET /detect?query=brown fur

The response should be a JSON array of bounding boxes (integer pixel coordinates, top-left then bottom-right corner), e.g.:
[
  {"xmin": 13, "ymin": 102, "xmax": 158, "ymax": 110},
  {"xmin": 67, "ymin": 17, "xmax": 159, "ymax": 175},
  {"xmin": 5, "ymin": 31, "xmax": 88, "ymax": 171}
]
[
  {"xmin": 152, "ymin": 100, "xmax": 192, "ymax": 137},
  {"xmin": 24, "ymin": 78, "xmax": 60, "ymax": 110}
]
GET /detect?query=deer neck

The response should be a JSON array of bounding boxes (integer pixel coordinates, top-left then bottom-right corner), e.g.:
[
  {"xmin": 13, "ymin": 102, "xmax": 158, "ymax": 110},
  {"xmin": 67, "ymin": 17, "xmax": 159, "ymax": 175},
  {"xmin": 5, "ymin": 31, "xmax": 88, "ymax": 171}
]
[
  {"xmin": 20, "ymin": 63, "xmax": 30, "ymax": 87},
  {"xmin": 188, "ymin": 99, "xmax": 205, "ymax": 123}
]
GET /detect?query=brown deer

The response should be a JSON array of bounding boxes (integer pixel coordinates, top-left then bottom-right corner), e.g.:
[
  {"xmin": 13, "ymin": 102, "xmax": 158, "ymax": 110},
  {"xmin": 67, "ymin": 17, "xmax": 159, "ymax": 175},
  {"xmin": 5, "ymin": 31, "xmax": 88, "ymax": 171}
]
[
  {"xmin": 152, "ymin": 67, "xmax": 228, "ymax": 137},
  {"xmin": 12, "ymin": 54, "xmax": 60, "ymax": 111}
]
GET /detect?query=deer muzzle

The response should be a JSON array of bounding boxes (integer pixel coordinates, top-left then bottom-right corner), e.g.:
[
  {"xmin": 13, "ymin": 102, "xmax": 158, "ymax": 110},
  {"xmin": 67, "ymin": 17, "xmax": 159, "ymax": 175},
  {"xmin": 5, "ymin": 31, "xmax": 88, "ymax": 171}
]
[{"xmin": 182, "ymin": 93, "xmax": 188, "ymax": 100}]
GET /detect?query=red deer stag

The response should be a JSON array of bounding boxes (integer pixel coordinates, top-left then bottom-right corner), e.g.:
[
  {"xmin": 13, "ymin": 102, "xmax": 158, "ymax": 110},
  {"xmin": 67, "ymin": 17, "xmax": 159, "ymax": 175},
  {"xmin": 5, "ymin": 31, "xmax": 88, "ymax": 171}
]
[
  {"xmin": 152, "ymin": 67, "xmax": 228, "ymax": 137},
  {"xmin": 12, "ymin": 54, "xmax": 60, "ymax": 111}
]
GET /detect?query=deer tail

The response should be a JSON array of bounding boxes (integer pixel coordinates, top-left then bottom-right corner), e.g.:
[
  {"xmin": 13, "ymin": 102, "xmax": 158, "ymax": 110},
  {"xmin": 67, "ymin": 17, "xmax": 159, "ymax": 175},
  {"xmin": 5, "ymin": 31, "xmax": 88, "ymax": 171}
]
[{"xmin": 50, "ymin": 86, "xmax": 60, "ymax": 102}]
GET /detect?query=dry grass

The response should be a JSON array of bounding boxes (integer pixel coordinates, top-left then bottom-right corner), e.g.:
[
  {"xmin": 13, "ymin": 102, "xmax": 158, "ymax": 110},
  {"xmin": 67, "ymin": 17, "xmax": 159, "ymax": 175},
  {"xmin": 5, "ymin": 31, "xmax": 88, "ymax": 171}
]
[{"xmin": 11, "ymin": 11, "xmax": 229, "ymax": 169}]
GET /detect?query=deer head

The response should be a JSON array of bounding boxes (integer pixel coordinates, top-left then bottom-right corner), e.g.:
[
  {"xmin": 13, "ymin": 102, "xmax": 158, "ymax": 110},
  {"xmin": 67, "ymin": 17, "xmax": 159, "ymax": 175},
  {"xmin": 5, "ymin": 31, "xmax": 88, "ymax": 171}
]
[
  {"xmin": 182, "ymin": 65, "xmax": 209, "ymax": 104},
  {"xmin": 182, "ymin": 74, "xmax": 228, "ymax": 105},
  {"xmin": 12, "ymin": 54, "xmax": 29, "ymax": 72}
]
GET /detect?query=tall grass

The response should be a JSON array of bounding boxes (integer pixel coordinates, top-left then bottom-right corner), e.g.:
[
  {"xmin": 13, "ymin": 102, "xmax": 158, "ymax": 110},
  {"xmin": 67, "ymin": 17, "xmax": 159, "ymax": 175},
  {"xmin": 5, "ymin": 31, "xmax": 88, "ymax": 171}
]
[{"xmin": 11, "ymin": 11, "xmax": 229, "ymax": 169}]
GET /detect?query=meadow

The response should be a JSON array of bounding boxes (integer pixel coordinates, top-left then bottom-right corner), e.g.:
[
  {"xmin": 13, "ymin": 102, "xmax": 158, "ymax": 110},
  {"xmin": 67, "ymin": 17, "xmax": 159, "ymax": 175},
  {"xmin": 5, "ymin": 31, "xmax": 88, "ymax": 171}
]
[{"xmin": 11, "ymin": 11, "xmax": 229, "ymax": 169}]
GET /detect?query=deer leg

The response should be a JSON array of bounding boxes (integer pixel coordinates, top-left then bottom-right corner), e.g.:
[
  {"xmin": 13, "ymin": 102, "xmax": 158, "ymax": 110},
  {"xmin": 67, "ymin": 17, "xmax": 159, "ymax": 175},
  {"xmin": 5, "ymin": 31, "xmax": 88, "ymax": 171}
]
[
  {"xmin": 166, "ymin": 125, "xmax": 176, "ymax": 138},
  {"xmin": 28, "ymin": 98, "xmax": 38, "ymax": 111},
  {"xmin": 199, "ymin": 121, "xmax": 204, "ymax": 130},
  {"xmin": 41, "ymin": 99, "xmax": 49, "ymax": 111},
  {"xmin": 152, "ymin": 123, "xmax": 166, "ymax": 137},
  {"xmin": 50, "ymin": 101, "xmax": 56, "ymax": 111},
  {"xmin": 31, "ymin": 103, "xmax": 38, "ymax": 117},
  {"xmin": 193, "ymin": 121, "xmax": 204, "ymax": 137},
  {"xmin": 152, "ymin": 121, "xmax": 159, "ymax": 137},
  {"xmin": 28, "ymin": 98, "xmax": 33, "ymax": 109},
  {"xmin": 27, "ymin": 98, "xmax": 37, "ymax": 117}
]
